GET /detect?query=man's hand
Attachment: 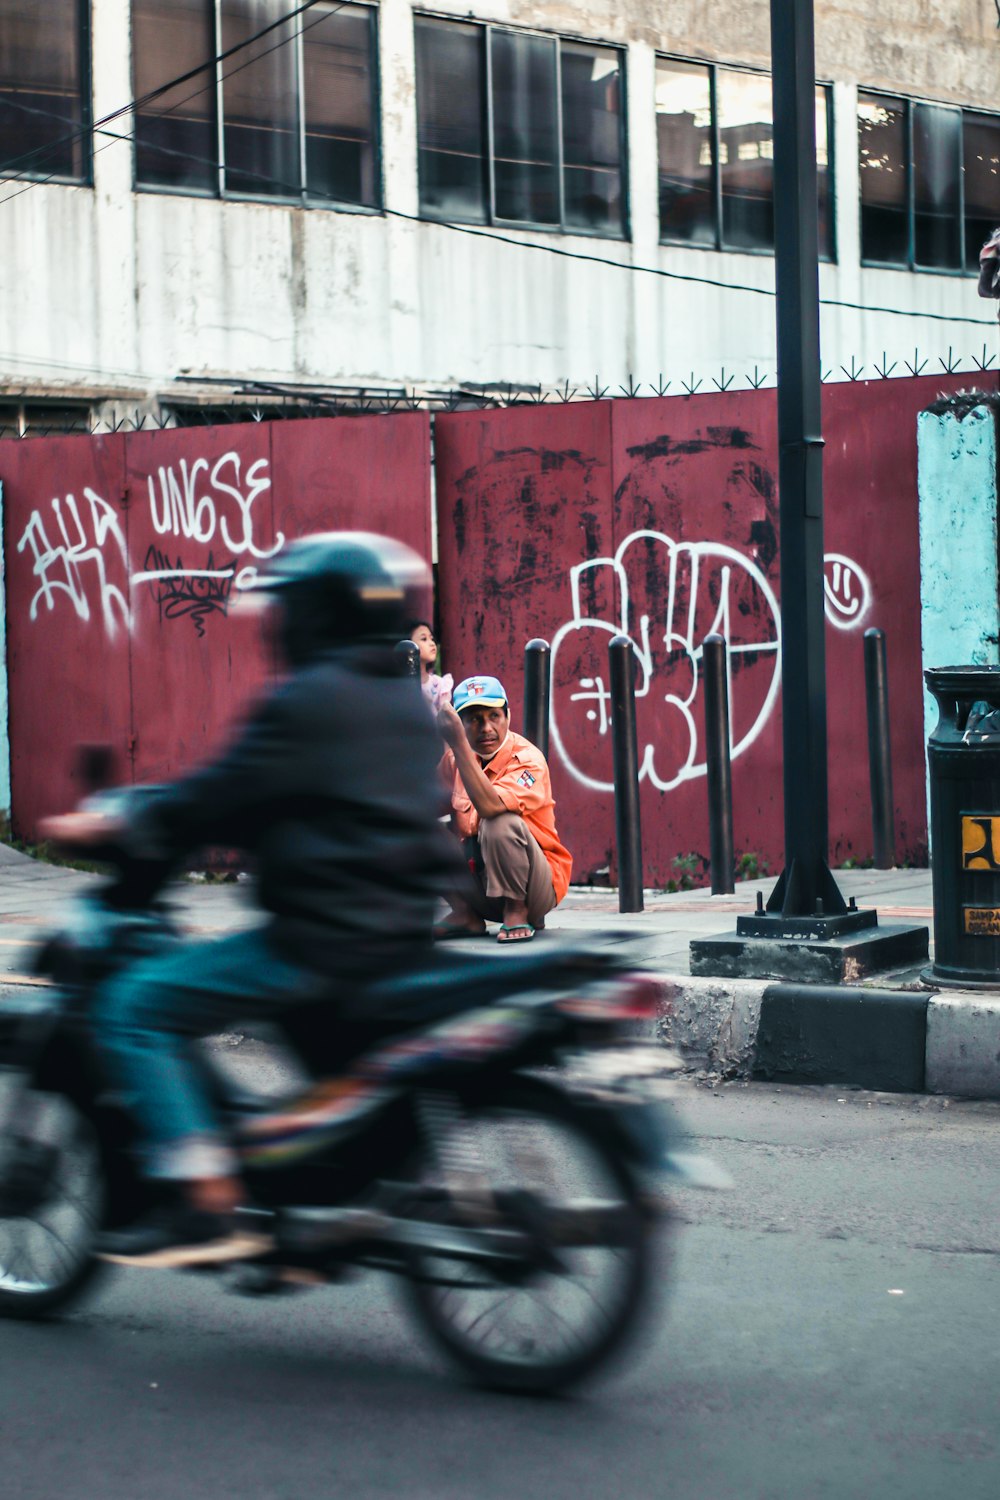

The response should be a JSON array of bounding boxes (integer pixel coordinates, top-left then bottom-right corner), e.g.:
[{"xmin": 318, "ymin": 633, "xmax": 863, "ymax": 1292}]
[
  {"xmin": 39, "ymin": 812, "xmax": 122, "ymax": 848},
  {"xmin": 437, "ymin": 701, "xmax": 466, "ymax": 750},
  {"xmin": 437, "ymin": 703, "xmax": 508, "ymax": 820}
]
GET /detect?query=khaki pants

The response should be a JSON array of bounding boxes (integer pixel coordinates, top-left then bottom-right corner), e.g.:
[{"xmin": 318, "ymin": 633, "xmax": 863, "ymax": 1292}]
[{"xmin": 462, "ymin": 812, "xmax": 558, "ymax": 929}]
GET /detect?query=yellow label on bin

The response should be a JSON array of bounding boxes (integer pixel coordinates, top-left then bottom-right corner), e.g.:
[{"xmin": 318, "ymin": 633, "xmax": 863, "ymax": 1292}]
[
  {"xmin": 961, "ymin": 815, "xmax": 1000, "ymax": 871},
  {"xmin": 964, "ymin": 907, "xmax": 1000, "ymax": 936}
]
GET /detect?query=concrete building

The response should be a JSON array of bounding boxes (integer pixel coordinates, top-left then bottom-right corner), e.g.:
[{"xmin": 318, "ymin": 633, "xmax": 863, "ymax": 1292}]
[{"xmin": 0, "ymin": 0, "xmax": 997, "ymax": 428}]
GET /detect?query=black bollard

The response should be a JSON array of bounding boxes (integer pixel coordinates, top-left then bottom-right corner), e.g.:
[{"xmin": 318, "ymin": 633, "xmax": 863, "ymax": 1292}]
[
  {"xmin": 395, "ymin": 639, "xmax": 421, "ymax": 681},
  {"xmin": 608, "ymin": 634, "xmax": 644, "ymax": 913},
  {"xmin": 864, "ymin": 627, "xmax": 895, "ymax": 869},
  {"xmin": 703, "ymin": 634, "xmax": 735, "ymax": 895},
  {"xmin": 523, "ymin": 638, "xmax": 551, "ymax": 760}
]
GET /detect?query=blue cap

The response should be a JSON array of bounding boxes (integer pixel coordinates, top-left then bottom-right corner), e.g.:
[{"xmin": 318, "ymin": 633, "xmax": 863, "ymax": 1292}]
[{"xmin": 453, "ymin": 675, "xmax": 508, "ymax": 714}]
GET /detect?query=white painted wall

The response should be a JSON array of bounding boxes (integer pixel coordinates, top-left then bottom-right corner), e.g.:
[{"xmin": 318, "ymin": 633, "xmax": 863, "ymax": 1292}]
[{"xmin": 0, "ymin": 0, "xmax": 996, "ymax": 408}]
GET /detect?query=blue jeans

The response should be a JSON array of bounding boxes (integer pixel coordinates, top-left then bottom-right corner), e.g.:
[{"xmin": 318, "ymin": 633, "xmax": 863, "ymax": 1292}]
[{"xmin": 93, "ymin": 927, "xmax": 330, "ymax": 1181}]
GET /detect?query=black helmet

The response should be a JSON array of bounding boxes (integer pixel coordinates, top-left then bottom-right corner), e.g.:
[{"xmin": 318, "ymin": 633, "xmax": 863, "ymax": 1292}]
[{"xmin": 249, "ymin": 532, "xmax": 431, "ymax": 663}]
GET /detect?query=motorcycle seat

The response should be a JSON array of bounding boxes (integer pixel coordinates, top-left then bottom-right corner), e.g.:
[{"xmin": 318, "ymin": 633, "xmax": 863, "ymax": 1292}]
[{"xmin": 362, "ymin": 942, "xmax": 621, "ymax": 1025}]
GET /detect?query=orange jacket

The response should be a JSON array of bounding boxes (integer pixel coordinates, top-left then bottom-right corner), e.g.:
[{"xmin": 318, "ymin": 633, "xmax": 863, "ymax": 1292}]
[{"xmin": 441, "ymin": 732, "xmax": 572, "ymax": 904}]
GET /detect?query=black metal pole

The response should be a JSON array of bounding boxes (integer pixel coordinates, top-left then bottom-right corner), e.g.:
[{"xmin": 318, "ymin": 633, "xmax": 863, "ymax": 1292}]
[
  {"xmin": 864, "ymin": 627, "xmax": 895, "ymax": 869},
  {"xmin": 395, "ymin": 639, "xmax": 421, "ymax": 681},
  {"xmin": 703, "ymin": 634, "xmax": 735, "ymax": 895},
  {"xmin": 523, "ymin": 638, "xmax": 551, "ymax": 761},
  {"xmin": 608, "ymin": 634, "xmax": 644, "ymax": 913},
  {"xmin": 764, "ymin": 0, "xmax": 846, "ymax": 920}
]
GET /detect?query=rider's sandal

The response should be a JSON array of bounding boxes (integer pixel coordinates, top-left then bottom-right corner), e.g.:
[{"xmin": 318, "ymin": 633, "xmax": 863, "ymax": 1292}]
[
  {"xmin": 98, "ymin": 1205, "xmax": 272, "ymax": 1269},
  {"xmin": 497, "ymin": 922, "xmax": 536, "ymax": 944}
]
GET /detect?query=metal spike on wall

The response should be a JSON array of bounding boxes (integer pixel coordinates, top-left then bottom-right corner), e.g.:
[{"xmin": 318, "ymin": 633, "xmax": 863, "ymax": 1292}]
[{"xmin": 16, "ymin": 349, "xmax": 995, "ymax": 439}]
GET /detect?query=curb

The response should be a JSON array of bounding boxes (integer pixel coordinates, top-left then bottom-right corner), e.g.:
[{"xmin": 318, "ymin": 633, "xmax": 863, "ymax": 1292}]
[{"xmin": 654, "ymin": 974, "xmax": 1000, "ymax": 1099}]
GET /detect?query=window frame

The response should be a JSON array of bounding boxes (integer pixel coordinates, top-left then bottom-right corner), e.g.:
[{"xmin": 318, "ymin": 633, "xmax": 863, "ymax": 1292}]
[
  {"xmin": 415, "ymin": 12, "xmax": 630, "ymax": 241},
  {"xmin": 132, "ymin": 0, "xmax": 382, "ymax": 213},
  {"xmin": 0, "ymin": 0, "xmax": 93, "ymax": 187},
  {"xmin": 655, "ymin": 54, "xmax": 836, "ymax": 263},
  {"xmin": 857, "ymin": 88, "xmax": 984, "ymax": 276},
  {"xmin": 962, "ymin": 106, "xmax": 1000, "ymax": 272}
]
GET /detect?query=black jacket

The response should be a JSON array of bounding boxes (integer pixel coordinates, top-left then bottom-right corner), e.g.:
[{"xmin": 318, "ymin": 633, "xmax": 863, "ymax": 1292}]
[{"xmin": 144, "ymin": 645, "xmax": 462, "ymax": 974}]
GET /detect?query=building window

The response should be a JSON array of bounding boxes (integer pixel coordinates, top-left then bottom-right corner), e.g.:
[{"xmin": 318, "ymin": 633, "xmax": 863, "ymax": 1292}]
[
  {"xmin": 0, "ymin": 402, "xmax": 92, "ymax": 439},
  {"xmin": 656, "ymin": 58, "xmax": 833, "ymax": 259},
  {"xmin": 964, "ymin": 112, "xmax": 1000, "ymax": 270},
  {"xmin": 415, "ymin": 17, "xmax": 626, "ymax": 238},
  {"xmin": 859, "ymin": 92, "xmax": 996, "ymax": 272},
  {"xmin": 0, "ymin": 0, "xmax": 90, "ymax": 183},
  {"xmin": 133, "ymin": 0, "xmax": 379, "ymax": 208},
  {"xmin": 134, "ymin": 0, "xmax": 217, "ymax": 192},
  {"xmin": 415, "ymin": 20, "xmax": 486, "ymax": 223}
]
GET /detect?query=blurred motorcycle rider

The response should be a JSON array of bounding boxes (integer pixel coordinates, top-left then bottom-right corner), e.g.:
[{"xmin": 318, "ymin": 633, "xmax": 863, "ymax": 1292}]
[{"xmin": 43, "ymin": 533, "xmax": 462, "ymax": 1268}]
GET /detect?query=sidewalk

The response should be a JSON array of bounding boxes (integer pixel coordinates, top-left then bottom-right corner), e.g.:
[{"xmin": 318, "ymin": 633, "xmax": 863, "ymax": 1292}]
[
  {"xmin": 0, "ymin": 849, "xmax": 932, "ymax": 984},
  {"xmin": 555, "ymin": 866, "xmax": 934, "ymax": 972},
  {"xmin": 2, "ymin": 849, "xmax": 998, "ymax": 1100}
]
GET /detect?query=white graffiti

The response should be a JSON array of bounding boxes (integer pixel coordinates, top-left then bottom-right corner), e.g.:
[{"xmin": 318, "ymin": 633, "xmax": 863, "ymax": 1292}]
[
  {"xmin": 551, "ymin": 532, "xmax": 873, "ymax": 794},
  {"xmin": 18, "ymin": 489, "xmax": 131, "ymax": 638},
  {"xmin": 17, "ymin": 451, "xmax": 287, "ymax": 639},
  {"xmin": 140, "ymin": 451, "xmax": 284, "ymax": 591},
  {"xmin": 823, "ymin": 553, "xmax": 872, "ymax": 630}
]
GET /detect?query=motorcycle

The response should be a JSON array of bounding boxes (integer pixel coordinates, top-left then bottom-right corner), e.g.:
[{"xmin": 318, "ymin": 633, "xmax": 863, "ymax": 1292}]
[{"xmin": 0, "ymin": 795, "xmax": 727, "ymax": 1394}]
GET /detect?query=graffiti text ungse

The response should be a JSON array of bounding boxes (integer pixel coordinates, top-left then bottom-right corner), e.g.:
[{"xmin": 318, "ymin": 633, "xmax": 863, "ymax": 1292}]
[{"xmin": 146, "ymin": 452, "xmax": 283, "ymax": 562}]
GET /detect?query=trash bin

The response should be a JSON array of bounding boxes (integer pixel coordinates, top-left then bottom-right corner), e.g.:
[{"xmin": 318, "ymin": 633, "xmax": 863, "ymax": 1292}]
[{"xmin": 926, "ymin": 665, "xmax": 1000, "ymax": 986}]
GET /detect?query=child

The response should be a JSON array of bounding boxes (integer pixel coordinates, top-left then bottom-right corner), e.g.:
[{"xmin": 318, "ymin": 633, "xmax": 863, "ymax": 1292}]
[{"xmin": 409, "ymin": 621, "xmax": 453, "ymax": 712}]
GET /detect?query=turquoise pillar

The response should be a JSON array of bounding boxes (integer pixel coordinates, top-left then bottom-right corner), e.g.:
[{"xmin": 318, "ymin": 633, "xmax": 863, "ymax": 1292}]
[{"xmin": 917, "ymin": 402, "xmax": 1000, "ymax": 829}]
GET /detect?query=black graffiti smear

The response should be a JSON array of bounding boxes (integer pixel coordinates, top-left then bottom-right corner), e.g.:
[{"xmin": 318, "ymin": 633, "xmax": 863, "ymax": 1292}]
[{"xmin": 142, "ymin": 544, "xmax": 236, "ymax": 638}]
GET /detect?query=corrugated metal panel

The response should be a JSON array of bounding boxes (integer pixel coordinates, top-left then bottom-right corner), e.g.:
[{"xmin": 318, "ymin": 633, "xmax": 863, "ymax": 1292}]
[
  {"xmin": 436, "ymin": 403, "xmax": 615, "ymax": 876},
  {"xmin": 1, "ymin": 433, "xmax": 131, "ymax": 832},
  {"xmin": 2, "ymin": 415, "xmax": 433, "ymax": 837},
  {"xmin": 436, "ymin": 375, "xmax": 997, "ymax": 886}
]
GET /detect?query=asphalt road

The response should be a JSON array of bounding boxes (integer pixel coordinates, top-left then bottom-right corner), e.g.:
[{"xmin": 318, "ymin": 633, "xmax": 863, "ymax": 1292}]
[{"xmin": 3, "ymin": 1080, "xmax": 999, "ymax": 1500}]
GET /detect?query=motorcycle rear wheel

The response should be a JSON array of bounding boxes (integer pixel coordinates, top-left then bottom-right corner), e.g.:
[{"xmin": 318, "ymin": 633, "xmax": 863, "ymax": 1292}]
[
  {"xmin": 0, "ymin": 1088, "xmax": 106, "ymax": 1318},
  {"xmin": 404, "ymin": 1080, "xmax": 654, "ymax": 1394}
]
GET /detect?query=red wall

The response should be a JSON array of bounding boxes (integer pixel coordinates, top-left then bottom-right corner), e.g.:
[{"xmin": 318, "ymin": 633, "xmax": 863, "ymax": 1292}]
[
  {"xmin": 1, "ymin": 413, "xmax": 431, "ymax": 835},
  {"xmin": 435, "ymin": 375, "xmax": 992, "ymax": 885},
  {"xmin": 3, "ymin": 379, "xmax": 988, "ymax": 879}
]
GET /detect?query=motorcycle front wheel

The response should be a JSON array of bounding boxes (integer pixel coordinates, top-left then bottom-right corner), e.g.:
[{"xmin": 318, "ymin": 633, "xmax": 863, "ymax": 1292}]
[
  {"xmin": 0, "ymin": 1088, "xmax": 106, "ymax": 1318},
  {"xmin": 404, "ymin": 1080, "xmax": 657, "ymax": 1394}
]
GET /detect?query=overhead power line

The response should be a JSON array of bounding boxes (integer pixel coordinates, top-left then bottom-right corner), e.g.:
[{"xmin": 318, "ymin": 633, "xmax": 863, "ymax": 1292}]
[
  {"xmin": 0, "ymin": 0, "xmax": 333, "ymax": 185},
  {"xmin": 8, "ymin": 103, "xmax": 993, "ymax": 330},
  {"xmin": 0, "ymin": 0, "xmax": 346, "ymax": 212},
  {"xmin": 0, "ymin": 7, "xmax": 994, "ymax": 332}
]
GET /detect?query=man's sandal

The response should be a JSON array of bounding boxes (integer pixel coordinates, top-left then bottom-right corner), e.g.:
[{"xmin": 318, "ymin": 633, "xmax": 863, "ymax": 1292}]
[
  {"xmin": 497, "ymin": 922, "xmax": 536, "ymax": 944},
  {"xmin": 434, "ymin": 921, "xmax": 488, "ymax": 940}
]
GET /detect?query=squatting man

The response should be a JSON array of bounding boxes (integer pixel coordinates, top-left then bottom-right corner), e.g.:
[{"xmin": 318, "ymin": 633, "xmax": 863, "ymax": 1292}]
[{"xmin": 436, "ymin": 675, "xmax": 572, "ymax": 945}]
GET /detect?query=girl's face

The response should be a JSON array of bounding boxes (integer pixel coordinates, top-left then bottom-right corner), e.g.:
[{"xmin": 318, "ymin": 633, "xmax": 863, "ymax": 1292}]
[{"xmin": 410, "ymin": 624, "xmax": 438, "ymax": 669}]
